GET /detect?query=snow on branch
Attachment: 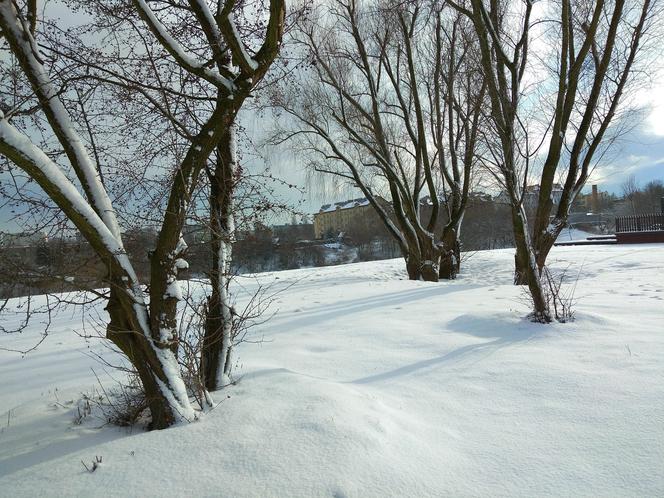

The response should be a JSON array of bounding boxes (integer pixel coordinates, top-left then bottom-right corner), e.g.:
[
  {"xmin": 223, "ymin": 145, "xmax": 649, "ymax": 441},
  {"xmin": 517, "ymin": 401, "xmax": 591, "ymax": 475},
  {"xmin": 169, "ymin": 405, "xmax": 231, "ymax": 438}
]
[
  {"xmin": 132, "ymin": 0, "xmax": 236, "ymax": 93},
  {"xmin": 186, "ymin": 0, "xmax": 229, "ymax": 72},
  {"xmin": 218, "ymin": 3, "xmax": 259, "ymax": 75},
  {"xmin": 0, "ymin": 117, "xmax": 136, "ymax": 283},
  {"xmin": 0, "ymin": 1, "xmax": 123, "ymax": 243}
]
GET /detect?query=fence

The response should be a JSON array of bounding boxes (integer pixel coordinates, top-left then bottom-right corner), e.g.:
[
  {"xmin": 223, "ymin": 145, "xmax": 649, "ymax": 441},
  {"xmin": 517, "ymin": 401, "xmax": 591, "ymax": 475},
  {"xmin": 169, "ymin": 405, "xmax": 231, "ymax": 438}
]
[{"xmin": 615, "ymin": 213, "xmax": 664, "ymax": 233}]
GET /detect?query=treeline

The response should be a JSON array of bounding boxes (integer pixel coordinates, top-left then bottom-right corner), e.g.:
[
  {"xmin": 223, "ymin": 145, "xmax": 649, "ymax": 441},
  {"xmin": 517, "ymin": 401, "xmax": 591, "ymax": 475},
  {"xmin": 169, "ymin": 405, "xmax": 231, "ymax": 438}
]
[{"xmin": 1, "ymin": 193, "xmax": 518, "ymax": 298}]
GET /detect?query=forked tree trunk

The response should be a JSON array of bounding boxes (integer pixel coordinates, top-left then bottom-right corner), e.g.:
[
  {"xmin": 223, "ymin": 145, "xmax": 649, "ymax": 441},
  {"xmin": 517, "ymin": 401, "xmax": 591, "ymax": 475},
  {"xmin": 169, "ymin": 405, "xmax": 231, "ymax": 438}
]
[
  {"xmin": 514, "ymin": 238, "xmax": 558, "ymax": 281},
  {"xmin": 201, "ymin": 125, "xmax": 236, "ymax": 392},
  {"xmin": 419, "ymin": 247, "xmax": 441, "ymax": 282},
  {"xmin": 514, "ymin": 226, "xmax": 559, "ymax": 283},
  {"xmin": 105, "ymin": 287, "xmax": 194, "ymax": 429},
  {"xmin": 511, "ymin": 208, "xmax": 551, "ymax": 322},
  {"xmin": 534, "ymin": 233, "xmax": 557, "ymax": 273}
]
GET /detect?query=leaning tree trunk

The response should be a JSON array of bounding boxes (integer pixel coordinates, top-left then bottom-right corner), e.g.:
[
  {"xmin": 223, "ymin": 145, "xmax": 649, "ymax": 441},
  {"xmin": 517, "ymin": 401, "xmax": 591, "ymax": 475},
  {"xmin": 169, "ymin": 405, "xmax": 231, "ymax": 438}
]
[
  {"xmin": 105, "ymin": 286, "xmax": 195, "ymax": 429},
  {"xmin": 201, "ymin": 126, "xmax": 236, "ymax": 392},
  {"xmin": 531, "ymin": 228, "xmax": 560, "ymax": 276},
  {"xmin": 535, "ymin": 234, "xmax": 557, "ymax": 273},
  {"xmin": 513, "ymin": 248, "xmax": 533, "ymax": 286}
]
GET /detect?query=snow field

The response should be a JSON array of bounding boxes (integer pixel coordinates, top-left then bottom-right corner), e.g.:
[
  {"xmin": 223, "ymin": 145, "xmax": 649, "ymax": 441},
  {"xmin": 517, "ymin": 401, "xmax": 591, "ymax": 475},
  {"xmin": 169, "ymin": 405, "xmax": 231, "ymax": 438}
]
[{"xmin": 1, "ymin": 245, "xmax": 663, "ymax": 496}]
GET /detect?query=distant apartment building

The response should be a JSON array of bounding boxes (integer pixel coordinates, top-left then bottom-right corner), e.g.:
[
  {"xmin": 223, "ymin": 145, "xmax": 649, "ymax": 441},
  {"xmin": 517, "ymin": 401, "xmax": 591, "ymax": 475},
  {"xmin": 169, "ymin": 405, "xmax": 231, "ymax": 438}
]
[
  {"xmin": 313, "ymin": 197, "xmax": 391, "ymax": 239},
  {"xmin": 495, "ymin": 184, "xmax": 564, "ymax": 208}
]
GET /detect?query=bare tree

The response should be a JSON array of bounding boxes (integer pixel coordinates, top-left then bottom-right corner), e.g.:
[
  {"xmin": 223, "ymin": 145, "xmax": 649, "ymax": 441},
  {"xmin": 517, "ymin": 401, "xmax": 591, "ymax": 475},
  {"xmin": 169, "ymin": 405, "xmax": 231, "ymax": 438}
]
[
  {"xmin": 0, "ymin": 0, "xmax": 285, "ymax": 428},
  {"xmin": 527, "ymin": 0, "xmax": 657, "ymax": 278},
  {"xmin": 449, "ymin": 0, "xmax": 657, "ymax": 321},
  {"xmin": 270, "ymin": 0, "xmax": 485, "ymax": 281},
  {"xmin": 621, "ymin": 174, "xmax": 639, "ymax": 214},
  {"xmin": 620, "ymin": 177, "xmax": 664, "ymax": 214},
  {"xmin": 434, "ymin": 6, "xmax": 488, "ymax": 278}
]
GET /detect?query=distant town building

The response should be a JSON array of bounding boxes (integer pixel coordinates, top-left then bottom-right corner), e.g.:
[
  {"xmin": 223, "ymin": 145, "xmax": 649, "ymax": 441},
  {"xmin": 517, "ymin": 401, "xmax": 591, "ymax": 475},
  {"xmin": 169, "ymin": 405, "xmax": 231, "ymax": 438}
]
[
  {"xmin": 313, "ymin": 197, "xmax": 390, "ymax": 239},
  {"xmin": 495, "ymin": 184, "xmax": 564, "ymax": 207},
  {"xmin": 0, "ymin": 231, "xmax": 50, "ymax": 267},
  {"xmin": 524, "ymin": 183, "xmax": 564, "ymax": 207}
]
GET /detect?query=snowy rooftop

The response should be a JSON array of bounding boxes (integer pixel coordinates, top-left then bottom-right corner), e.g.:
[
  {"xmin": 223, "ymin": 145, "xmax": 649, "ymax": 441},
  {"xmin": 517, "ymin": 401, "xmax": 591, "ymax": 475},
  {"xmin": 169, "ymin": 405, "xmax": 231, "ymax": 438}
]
[{"xmin": 318, "ymin": 197, "xmax": 370, "ymax": 213}]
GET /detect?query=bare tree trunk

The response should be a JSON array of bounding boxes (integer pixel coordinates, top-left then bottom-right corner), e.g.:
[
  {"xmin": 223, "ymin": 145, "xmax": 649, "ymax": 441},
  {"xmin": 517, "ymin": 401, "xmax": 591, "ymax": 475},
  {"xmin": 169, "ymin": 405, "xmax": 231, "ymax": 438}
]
[
  {"xmin": 201, "ymin": 124, "xmax": 236, "ymax": 392},
  {"xmin": 419, "ymin": 237, "xmax": 441, "ymax": 282},
  {"xmin": 511, "ymin": 207, "xmax": 550, "ymax": 322},
  {"xmin": 404, "ymin": 235, "xmax": 440, "ymax": 282},
  {"xmin": 105, "ymin": 286, "xmax": 193, "ymax": 429},
  {"xmin": 534, "ymin": 230, "xmax": 558, "ymax": 275},
  {"xmin": 1, "ymin": 0, "xmax": 287, "ymax": 427},
  {"xmin": 405, "ymin": 255, "xmax": 421, "ymax": 280},
  {"xmin": 516, "ymin": 0, "xmax": 652, "ymax": 284},
  {"xmin": 439, "ymin": 224, "xmax": 461, "ymax": 280}
]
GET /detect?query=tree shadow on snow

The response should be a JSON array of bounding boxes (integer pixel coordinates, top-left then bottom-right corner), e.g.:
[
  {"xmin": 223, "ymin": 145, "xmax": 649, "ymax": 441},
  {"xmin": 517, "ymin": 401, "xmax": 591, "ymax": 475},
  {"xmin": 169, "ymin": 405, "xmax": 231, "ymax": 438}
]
[
  {"xmin": 350, "ymin": 314, "xmax": 540, "ymax": 385},
  {"xmin": 269, "ymin": 283, "xmax": 483, "ymax": 333}
]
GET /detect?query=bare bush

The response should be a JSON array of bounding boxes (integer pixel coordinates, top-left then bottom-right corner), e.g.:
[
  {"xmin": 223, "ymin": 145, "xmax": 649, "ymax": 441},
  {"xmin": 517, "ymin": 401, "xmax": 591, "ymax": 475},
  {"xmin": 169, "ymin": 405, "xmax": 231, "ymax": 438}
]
[{"xmin": 522, "ymin": 266, "xmax": 579, "ymax": 323}]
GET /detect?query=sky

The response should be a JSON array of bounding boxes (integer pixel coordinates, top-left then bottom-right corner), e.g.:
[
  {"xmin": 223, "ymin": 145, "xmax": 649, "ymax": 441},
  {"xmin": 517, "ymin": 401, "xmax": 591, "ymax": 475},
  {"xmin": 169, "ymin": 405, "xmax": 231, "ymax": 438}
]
[
  {"xmin": 582, "ymin": 75, "xmax": 664, "ymax": 193},
  {"xmin": 1, "ymin": 2, "xmax": 664, "ymax": 233},
  {"xmin": 257, "ymin": 81, "xmax": 664, "ymax": 216}
]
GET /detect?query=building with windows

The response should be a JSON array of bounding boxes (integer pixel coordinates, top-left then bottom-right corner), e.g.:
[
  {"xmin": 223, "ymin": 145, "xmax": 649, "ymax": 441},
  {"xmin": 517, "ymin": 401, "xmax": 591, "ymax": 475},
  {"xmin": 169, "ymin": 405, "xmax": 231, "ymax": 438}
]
[{"xmin": 313, "ymin": 197, "xmax": 391, "ymax": 239}]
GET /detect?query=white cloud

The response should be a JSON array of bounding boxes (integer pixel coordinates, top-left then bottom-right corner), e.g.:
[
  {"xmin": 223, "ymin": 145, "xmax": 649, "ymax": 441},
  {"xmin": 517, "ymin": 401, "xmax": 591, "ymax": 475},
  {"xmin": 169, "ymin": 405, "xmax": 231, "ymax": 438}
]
[{"xmin": 643, "ymin": 80, "xmax": 664, "ymax": 136}]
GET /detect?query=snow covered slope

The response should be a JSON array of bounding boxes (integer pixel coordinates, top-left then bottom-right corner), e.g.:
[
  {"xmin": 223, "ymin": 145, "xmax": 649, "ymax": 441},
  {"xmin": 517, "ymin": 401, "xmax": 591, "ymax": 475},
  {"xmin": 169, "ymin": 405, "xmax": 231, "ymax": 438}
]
[{"xmin": 1, "ymin": 245, "xmax": 663, "ymax": 497}]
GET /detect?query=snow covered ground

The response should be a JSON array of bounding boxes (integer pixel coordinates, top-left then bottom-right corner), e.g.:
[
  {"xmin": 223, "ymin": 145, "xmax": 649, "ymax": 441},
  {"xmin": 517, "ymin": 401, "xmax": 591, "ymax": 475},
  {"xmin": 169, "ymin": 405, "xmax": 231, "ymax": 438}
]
[
  {"xmin": 555, "ymin": 227, "xmax": 597, "ymax": 241},
  {"xmin": 1, "ymin": 245, "xmax": 663, "ymax": 497}
]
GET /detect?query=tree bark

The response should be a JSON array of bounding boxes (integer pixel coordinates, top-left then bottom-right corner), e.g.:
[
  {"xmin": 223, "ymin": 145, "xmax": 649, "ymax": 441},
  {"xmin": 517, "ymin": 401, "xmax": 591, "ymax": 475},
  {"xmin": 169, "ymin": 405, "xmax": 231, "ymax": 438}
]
[
  {"xmin": 439, "ymin": 225, "xmax": 461, "ymax": 280},
  {"xmin": 511, "ymin": 208, "xmax": 551, "ymax": 322},
  {"xmin": 201, "ymin": 124, "xmax": 236, "ymax": 392},
  {"xmin": 405, "ymin": 255, "xmax": 421, "ymax": 280},
  {"xmin": 419, "ymin": 240, "xmax": 441, "ymax": 283},
  {"xmin": 404, "ymin": 237, "xmax": 441, "ymax": 282},
  {"xmin": 105, "ymin": 286, "xmax": 192, "ymax": 429}
]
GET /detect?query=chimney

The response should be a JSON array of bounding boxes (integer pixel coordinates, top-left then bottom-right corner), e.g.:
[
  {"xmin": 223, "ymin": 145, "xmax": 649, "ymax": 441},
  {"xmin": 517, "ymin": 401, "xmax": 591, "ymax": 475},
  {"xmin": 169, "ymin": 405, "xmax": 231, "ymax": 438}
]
[{"xmin": 591, "ymin": 184, "xmax": 599, "ymax": 214}]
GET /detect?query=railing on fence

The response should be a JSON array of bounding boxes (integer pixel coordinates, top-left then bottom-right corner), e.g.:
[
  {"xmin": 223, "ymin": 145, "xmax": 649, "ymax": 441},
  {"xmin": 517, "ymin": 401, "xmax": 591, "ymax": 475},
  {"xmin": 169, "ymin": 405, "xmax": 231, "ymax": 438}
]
[{"xmin": 615, "ymin": 213, "xmax": 664, "ymax": 233}]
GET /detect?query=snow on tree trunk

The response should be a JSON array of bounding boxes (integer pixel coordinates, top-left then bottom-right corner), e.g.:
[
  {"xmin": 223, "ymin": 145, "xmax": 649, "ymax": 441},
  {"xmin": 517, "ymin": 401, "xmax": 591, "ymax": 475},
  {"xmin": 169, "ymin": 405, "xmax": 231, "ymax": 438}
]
[
  {"xmin": 404, "ymin": 236, "xmax": 441, "ymax": 282},
  {"xmin": 0, "ymin": 2, "xmax": 196, "ymax": 428},
  {"xmin": 202, "ymin": 123, "xmax": 236, "ymax": 391},
  {"xmin": 439, "ymin": 224, "xmax": 461, "ymax": 280},
  {"xmin": 511, "ymin": 206, "xmax": 551, "ymax": 323}
]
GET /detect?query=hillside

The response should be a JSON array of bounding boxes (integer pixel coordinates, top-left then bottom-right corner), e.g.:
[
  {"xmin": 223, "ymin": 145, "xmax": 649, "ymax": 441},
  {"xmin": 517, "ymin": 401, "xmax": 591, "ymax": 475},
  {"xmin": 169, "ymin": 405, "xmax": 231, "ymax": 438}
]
[{"xmin": 1, "ymin": 245, "xmax": 663, "ymax": 497}]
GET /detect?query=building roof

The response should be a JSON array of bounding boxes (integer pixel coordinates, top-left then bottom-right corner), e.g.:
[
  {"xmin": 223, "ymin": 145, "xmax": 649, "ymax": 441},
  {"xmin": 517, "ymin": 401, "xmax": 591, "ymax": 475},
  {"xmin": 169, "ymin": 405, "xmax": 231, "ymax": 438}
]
[
  {"xmin": 318, "ymin": 198, "xmax": 370, "ymax": 213},
  {"xmin": 525, "ymin": 183, "xmax": 564, "ymax": 194}
]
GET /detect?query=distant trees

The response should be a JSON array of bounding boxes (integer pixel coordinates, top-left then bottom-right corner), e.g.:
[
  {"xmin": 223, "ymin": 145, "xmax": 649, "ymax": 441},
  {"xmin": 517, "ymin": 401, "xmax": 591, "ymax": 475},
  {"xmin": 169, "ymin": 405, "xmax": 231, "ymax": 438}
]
[
  {"xmin": 271, "ymin": 0, "xmax": 485, "ymax": 281},
  {"xmin": 0, "ymin": 0, "xmax": 286, "ymax": 427},
  {"xmin": 622, "ymin": 177, "xmax": 664, "ymax": 214},
  {"xmin": 449, "ymin": 0, "xmax": 657, "ymax": 321},
  {"xmin": 638, "ymin": 180, "xmax": 664, "ymax": 213},
  {"xmin": 621, "ymin": 175, "xmax": 641, "ymax": 214}
]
